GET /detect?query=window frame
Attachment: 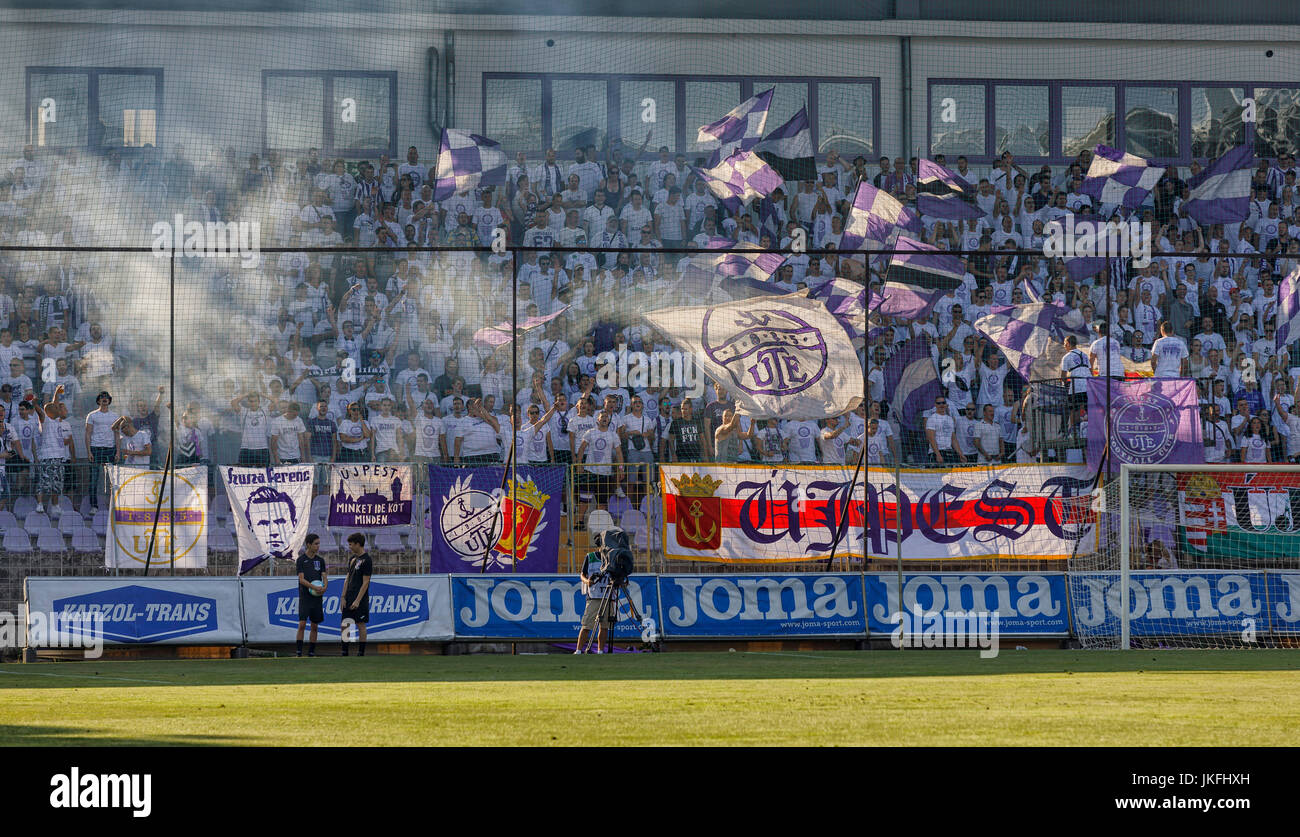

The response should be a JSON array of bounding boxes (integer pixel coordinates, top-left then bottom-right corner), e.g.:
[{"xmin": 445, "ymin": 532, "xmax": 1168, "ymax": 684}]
[
  {"xmin": 483, "ymin": 73, "xmax": 880, "ymax": 163},
  {"xmin": 26, "ymin": 66, "xmax": 164, "ymax": 153},
  {"xmin": 262, "ymin": 70, "xmax": 397, "ymax": 159},
  {"xmin": 928, "ymin": 79, "xmax": 1287, "ymax": 166}
]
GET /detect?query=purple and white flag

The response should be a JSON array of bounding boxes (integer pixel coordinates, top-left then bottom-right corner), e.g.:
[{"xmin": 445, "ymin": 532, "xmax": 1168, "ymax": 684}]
[
  {"xmin": 433, "ymin": 129, "xmax": 507, "ymax": 201},
  {"xmin": 223, "ymin": 465, "xmax": 315, "ymax": 575},
  {"xmin": 474, "ymin": 304, "xmax": 571, "ymax": 347},
  {"xmin": 328, "ymin": 464, "xmax": 413, "ymax": 527},
  {"xmin": 1278, "ymin": 265, "xmax": 1300, "ymax": 356},
  {"xmin": 695, "ymin": 236, "xmax": 785, "ymax": 283},
  {"xmin": 758, "ymin": 197, "xmax": 783, "ymax": 242},
  {"xmin": 883, "ymin": 335, "xmax": 941, "ymax": 430},
  {"xmin": 887, "ymin": 235, "xmax": 966, "ymax": 293},
  {"xmin": 1184, "ymin": 144, "xmax": 1254, "ymax": 226},
  {"xmin": 1086, "ymin": 377, "xmax": 1203, "ymax": 473},
  {"xmin": 973, "ymin": 302, "xmax": 1090, "ymax": 382},
  {"xmin": 644, "ymin": 291, "xmax": 863, "ymax": 419},
  {"xmin": 697, "ymin": 88, "xmax": 773, "ymax": 166},
  {"xmin": 808, "ymin": 277, "xmax": 867, "ymax": 345},
  {"xmin": 872, "ymin": 283, "xmax": 938, "ymax": 320},
  {"xmin": 754, "ymin": 105, "xmax": 816, "ymax": 182},
  {"xmin": 1080, "ymin": 145, "xmax": 1166, "ymax": 209},
  {"xmin": 839, "ymin": 182, "xmax": 923, "ymax": 254},
  {"xmin": 915, "ymin": 158, "xmax": 983, "ymax": 220},
  {"xmin": 694, "ymin": 150, "xmax": 784, "ymax": 212}
]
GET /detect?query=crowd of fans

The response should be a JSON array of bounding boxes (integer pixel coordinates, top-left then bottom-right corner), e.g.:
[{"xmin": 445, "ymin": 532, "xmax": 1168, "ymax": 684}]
[{"xmin": 2, "ymin": 132, "xmax": 1300, "ymax": 517}]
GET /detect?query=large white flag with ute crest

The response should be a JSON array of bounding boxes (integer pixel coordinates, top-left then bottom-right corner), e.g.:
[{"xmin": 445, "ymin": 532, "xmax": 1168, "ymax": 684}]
[{"xmin": 645, "ymin": 293, "xmax": 862, "ymax": 419}]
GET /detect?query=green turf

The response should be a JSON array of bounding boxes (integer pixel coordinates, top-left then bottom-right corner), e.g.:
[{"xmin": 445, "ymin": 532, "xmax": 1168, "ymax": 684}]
[{"xmin": 1, "ymin": 650, "xmax": 1298, "ymax": 746}]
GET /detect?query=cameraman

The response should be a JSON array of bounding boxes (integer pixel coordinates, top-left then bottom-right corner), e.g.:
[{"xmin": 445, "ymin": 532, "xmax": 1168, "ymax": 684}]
[{"xmin": 576, "ymin": 532, "xmax": 614, "ymax": 654}]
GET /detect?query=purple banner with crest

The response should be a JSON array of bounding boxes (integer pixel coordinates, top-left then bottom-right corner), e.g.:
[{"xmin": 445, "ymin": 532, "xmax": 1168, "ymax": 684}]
[
  {"xmin": 428, "ymin": 465, "xmax": 565, "ymax": 573},
  {"xmin": 1086, "ymin": 378, "xmax": 1203, "ymax": 472}
]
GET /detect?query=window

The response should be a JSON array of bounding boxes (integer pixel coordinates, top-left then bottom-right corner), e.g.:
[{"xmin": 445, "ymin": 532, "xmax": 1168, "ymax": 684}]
[
  {"xmin": 618, "ymin": 80, "xmax": 675, "ymax": 154},
  {"xmin": 1254, "ymin": 88, "xmax": 1300, "ymax": 160},
  {"xmin": 1126, "ymin": 86, "xmax": 1180, "ymax": 159},
  {"xmin": 486, "ymin": 77, "xmax": 542, "ymax": 156},
  {"xmin": 27, "ymin": 68, "xmax": 159, "ymax": 150},
  {"xmin": 994, "ymin": 85, "xmax": 1048, "ymax": 157},
  {"xmin": 264, "ymin": 71, "xmax": 395, "ymax": 157},
  {"xmin": 931, "ymin": 84, "xmax": 985, "ymax": 157},
  {"xmin": 818, "ymin": 82, "xmax": 873, "ymax": 157},
  {"xmin": 755, "ymin": 81, "xmax": 810, "ymax": 139},
  {"xmin": 551, "ymin": 78, "xmax": 607, "ymax": 152},
  {"xmin": 1062, "ymin": 86, "xmax": 1115, "ymax": 157},
  {"xmin": 685, "ymin": 81, "xmax": 742, "ymax": 153},
  {"xmin": 1191, "ymin": 87, "xmax": 1246, "ymax": 160}
]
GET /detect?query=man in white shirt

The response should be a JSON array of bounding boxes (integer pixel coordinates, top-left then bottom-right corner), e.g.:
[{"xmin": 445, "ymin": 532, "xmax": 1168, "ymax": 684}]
[
  {"xmin": 231, "ymin": 391, "xmax": 272, "ymax": 466},
  {"xmin": 925, "ymin": 395, "xmax": 965, "ymax": 464},
  {"xmin": 269, "ymin": 401, "xmax": 309, "ymax": 464},
  {"xmin": 33, "ymin": 386, "xmax": 75, "ymax": 515},
  {"xmin": 973, "ymin": 404, "xmax": 1003, "ymax": 463},
  {"xmin": 1150, "ymin": 320, "xmax": 1190, "ymax": 378},
  {"xmin": 1088, "ymin": 322, "xmax": 1126, "ymax": 379}
]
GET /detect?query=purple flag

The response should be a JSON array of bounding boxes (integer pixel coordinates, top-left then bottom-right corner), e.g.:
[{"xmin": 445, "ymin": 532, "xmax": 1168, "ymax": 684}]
[
  {"xmin": 973, "ymin": 302, "xmax": 1090, "ymax": 382},
  {"xmin": 694, "ymin": 150, "xmax": 784, "ymax": 212},
  {"xmin": 1278, "ymin": 265, "xmax": 1300, "ymax": 355},
  {"xmin": 808, "ymin": 277, "xmax": 867, "ymax": 345},
  {"xmin": 474, "ymin": 304, "xmax": 571, "ymax": 347},
  {"xmin": 696, "ymin": 236, "xmax": 784, "ymax": 282},
  {"xmin": 840, "ymin": 182, "xmax": 923, "ymax": 254},
  {"xmin": 1080, "ymin": 144, "xmax": 1165, "ymax": 209},
  {"xmin": 754, "ymin": 105, "xmax": 816, "ymax": 182},
  {"xmin": 328, "ymin": 464, "xmax": 413, "ymax": 527},
  {"xmin": 433, "ymin": 129, "xmax": 507, "ymax": 201},
  {"xmin": 758, "ymin": 197, "xmax": 783, "ymax": 242},
  {"xmin": 883, "ymin": 335, "xmax": 940, "ymax": 430},
  {"xmin": 916, "ymin": 158, "xmax": 983, "ymax": 220},
  {"xmin": 1086, "ymin": 378, "xmax": 1203, "ymax": 473},
  {"xmin": 698, "ymin": 88, "xmax": 773, "ymax": 167},
  {"xmin": 428, "ymin": 464, "xmax": 565, "ymax": 573},
  {"xmin": 1185, "ymin": 144, "xmax": 1254, "ymax": 225},
  {"xmin": 887, "ymin": 235, "xmax": 966, "ymax": 293}
]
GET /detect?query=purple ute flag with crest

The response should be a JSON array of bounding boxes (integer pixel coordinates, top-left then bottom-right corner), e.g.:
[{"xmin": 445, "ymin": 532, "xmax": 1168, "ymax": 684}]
[
  {"xmin": 1184, "ymin": 144, "xmax": 1254, "ymax": 225},
  {"xmin": 428, "ymin": 465, "xmax": 564, "ymax": 573},
  {"xmin": 1086, "ymin": 378, "xmax": 1203, "ymax": 473},
  {"xmin": 432, "ymin": 128, "xmax": 507, "ymax": 201},
  {"xmin": 1080, "ymin": 145, "xmax": 1165, "ymax": 209}
]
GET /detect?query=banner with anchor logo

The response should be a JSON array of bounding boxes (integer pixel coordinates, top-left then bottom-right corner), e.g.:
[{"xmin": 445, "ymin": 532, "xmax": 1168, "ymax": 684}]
[{"xmin": 659, "ymin": 464, "xmax": 865, "ymax": 563}]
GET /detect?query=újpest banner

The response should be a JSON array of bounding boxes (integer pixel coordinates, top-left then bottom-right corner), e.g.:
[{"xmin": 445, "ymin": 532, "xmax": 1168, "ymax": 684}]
[
  {"xmin": 106, "ymin": 466, "xmax": 208, "ymax": 569},
  {"xmin": 327, "ymin": 464, "xmax": 413, "ymax": 527},
  {"xmin": 660, "ymin": 464, "xmax": 866, "ymax": 563},
  {"xmin": 1178, "ymin": 470, "xmax": 1300, "ymax": 562}
]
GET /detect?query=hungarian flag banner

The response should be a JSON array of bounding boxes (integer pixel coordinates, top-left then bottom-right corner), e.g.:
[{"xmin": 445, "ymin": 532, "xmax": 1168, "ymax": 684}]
[
  {"xmin": 1177, "ymin": 470, "xmax": 1300, "ymax": 562},
  {"xmin": 659, "ymin": 464, "xmax": 864, "ymax": 563}
]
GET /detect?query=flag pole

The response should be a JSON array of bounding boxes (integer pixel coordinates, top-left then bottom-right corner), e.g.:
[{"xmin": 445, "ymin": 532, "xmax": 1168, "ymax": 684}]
[{"xmin": 827, "ymin": 282, "xmax": 880, "ymax": 568}]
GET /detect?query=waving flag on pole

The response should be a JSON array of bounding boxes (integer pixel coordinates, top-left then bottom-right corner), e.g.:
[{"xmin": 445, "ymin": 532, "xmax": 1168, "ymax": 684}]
[
  {"xmin": 644, "ymin": 292, "xmax": 862, "ymax": 419},
  {"xmin": 872, "ymin": 236, "xmax": 965, "ymax": 320},
  {"xmin": 758, "ymin": 197, "xmax": 783, "ymax": 242},
  {"xmin": 433, "ymin": 129, "xmax": 507, "ymax": 201},
  {"xmin": 883, "ymin": 335, "xmax": 941, "ymax": 430},
  {"xmin": 1080, "ymin": 144, "xmax": 1166, "ymax": 209},
  {"xmin": 839, "ymin": 182, "xmax": 923, "ymax": 254},
  {"xmin": 1278, "ymin": 265, "xmax": 1300, "ymax": 356},
  {"xmin": 974, "ymin": 303, "xmax": 1090, "ymax": 382},
  {"xmin": 754, "ymin": 105, "xmax": 816, "ymax": 182},
  {"xmin": 694, "ymin": 150, "xmax": 783, "ymax": 213},
  {"xmin": 808, "ymin": 277, "xmax": 867, "ymax": 346},
  {"xmin": 1184, "ymin": 144, "xmax": 1254, "ymax": 225},
  {"xmin": 474, "ymin": 304, "xmax": 571, "ymax": 347},
  {"xmin": 695, "ymin": 237, "xmax": 785, "ymax": 283},
  {"xmin": 698, "ymin": 88, "xmax": 773, "ymax": 167},
  {"xmin": 915, "ymin": 158, "xmax": 984, "ymax": 220}
]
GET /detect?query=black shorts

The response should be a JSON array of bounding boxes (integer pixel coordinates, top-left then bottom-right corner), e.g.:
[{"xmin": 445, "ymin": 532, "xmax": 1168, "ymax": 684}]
[
  {"xmin": 340, "ymin": 606, "xmax": 369, "ymax": 624},
  {"xmin": 338, "ymin": 447, "xmax": 370, "ymax": 463},
  {"xmin": 1068, "ymin": 391, "xmax": 1087, "ymax": 410},
  {"xmin": 238, "ymin": 448, "xmax": 271, "ymax": 467},
  {"xmin": 298, "ymin": 596, "xmax": 324, "ymax": 624},
  {"xmin": 578, "ymin": 472, "xmax": 614, "ymax": 505}
]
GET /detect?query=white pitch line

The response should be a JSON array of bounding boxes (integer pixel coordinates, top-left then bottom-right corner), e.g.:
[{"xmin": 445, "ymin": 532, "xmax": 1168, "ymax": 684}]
[
  {"xmin": 741, "ymin": 651, "xmax": 845, "ymax": 661},
  {"xmin": 0, "ymin": 668, "xmax": 173, "ymax": 685}
]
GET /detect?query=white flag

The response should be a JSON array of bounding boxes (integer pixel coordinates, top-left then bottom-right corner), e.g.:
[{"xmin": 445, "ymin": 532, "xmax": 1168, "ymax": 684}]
[
  {"xmin": 644, "ymin": 292, "xmax": 863, "ymax": 419},
  {"xmin": 105, "ymin": 465, "xmax": 209, "ymax": 569},
  {"xmin": 221, "ymin": 465, "xmax": 315, "ymax": 574}
]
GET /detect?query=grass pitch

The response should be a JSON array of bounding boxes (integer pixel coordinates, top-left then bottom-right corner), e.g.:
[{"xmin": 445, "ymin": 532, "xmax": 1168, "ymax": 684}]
[{"xmin": 1, "ymin": 650, "xmax": 1297, "ymax": 746}]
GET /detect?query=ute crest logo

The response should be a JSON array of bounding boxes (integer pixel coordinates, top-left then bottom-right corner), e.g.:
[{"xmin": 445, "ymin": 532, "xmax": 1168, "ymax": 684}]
[
  {"xmin": 1111, "ymin": 391, "xmax": 1178, "ymax": 464},
  {"xmin": 702, "ymin": 306, "xmax": 828, "ymax": 397},
  {"xmin": 439, "ymin": 474, "xmax": 549, "ymax": 569}
]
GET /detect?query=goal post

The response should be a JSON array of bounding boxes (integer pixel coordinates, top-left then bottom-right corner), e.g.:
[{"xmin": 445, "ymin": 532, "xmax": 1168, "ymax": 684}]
[{"xmin": 1070, "ymin": 462, "xmax": 1300, "ymax": 650}]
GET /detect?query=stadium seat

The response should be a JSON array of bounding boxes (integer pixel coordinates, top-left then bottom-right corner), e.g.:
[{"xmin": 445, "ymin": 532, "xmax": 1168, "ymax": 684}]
[
  {"xmin": 620, "ymin": 508, "xmax": 648, "ymax": 540},
  {"xmin": 310, "ymin": 494, "xmax": 330, "ymax": 518},
  {"xmin": 212, "ymin": 494, "xmax": 230, "ymax": 519},
  {"xmin": 3, "ymin": 529, "xmax": 32, "ymax": 555},
  {"xmin": 91, "ymin": 509, "xmax": 109, "ymax": 536},
  {"xmin": 640, "ymin": 493, "xmax": 662, "ymax": 530},
  {"xmin": 309, "ymin": 530, "xmax": 338, "ymax": 552},
  {"xmin": 586, "ymin": 509, "xmax": 614, "ymax": 538},
  {"xmin": 13, "ymin": 496, "xmax": 36, "ymax": 519},
  {"xmin": 607, "ymin": 493, "xmax": 632, "ymax": 518},
  {"xmin": 56, "ymin": 495, "xmax": 75, "ymax": 516},
  {"xmin": 24, "ymin": 512, "xmax": 52, "ymax": 533},
  {"xmin": 373, "ymin": 532, "xmax": 404, "ymax": 552},
  {"xmin": 0, "ymin": 510, "xmax": 17, "ymax": 532},
  {"xmin": 36, "ymin": 529, "xmax": 66, "ymax": 555},
  {"xmin": 79, "ymin": 495, "xmax": 92, "ymax": 519},
  {"xmin": 70, "ymin": 530, "xmax": 100, "ymax": 553},
  {"xmin": 58, "ymin": 512, "xmax": 85, "ymax": 536}
]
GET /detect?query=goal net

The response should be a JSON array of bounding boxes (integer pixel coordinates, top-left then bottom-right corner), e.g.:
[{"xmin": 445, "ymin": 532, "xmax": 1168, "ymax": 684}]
[{"xmin": 1069, "ymin": 464, "xmax": 1300, "ymax": 649}]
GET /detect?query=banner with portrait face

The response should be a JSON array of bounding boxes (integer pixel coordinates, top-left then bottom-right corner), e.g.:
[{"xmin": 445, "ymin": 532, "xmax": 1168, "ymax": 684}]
[
  {"xmin": 105, "ymin": 465, "xmax": 208, "ymax": 569},
  {"xmin": 221, "ymin": 465, "xmax": 315, "ymax": 575}
]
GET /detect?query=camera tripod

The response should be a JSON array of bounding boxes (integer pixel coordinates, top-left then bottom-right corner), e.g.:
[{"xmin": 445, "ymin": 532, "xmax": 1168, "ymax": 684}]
[{"xmin": 582, "ymin": 577, "xmax": 661, "ymax": 653}]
